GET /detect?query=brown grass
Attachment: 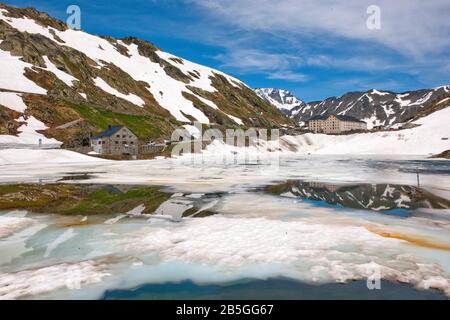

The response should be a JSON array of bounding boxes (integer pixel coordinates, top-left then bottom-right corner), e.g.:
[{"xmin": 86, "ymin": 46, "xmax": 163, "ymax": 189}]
[{"xmin": 367, "ymin": 226, "xmax": 450, "ymax": 251}]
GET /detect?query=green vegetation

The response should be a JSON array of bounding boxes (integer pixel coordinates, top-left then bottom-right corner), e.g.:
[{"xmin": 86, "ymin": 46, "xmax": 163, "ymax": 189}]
[
  {"xmin": 182, "ymin": 207, "xmax": 216, "ymax": 218},
  {"xmin": 0, "ymin": 184, "xmax": 172, "ymax": 215},
  {"xmin": 65, "ymin": 101, "xmax": 176, "ymax": 140},
  {"xmin": 66, "ymin": 186, "xmax": 171, "ymax": 215}
]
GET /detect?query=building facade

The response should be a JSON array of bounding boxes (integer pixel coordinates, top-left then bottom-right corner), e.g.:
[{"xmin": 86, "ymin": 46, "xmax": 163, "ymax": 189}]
[
  {"xmin": 91, "ymin": 125, "xmax": 139, "ymax": 155},
  {"xmin": 308, "ymin": 115, "xmax": 367, "ymax": 134}
]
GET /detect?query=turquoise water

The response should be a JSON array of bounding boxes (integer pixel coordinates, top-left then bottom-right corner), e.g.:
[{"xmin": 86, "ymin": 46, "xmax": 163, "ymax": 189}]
[
  {"xmin": 0, "ymin": 157, "xmax": 449, "ymax": 300},
  {"xmin": 103, "ymin": 279, "xmax": 446, "ymax": 300}
]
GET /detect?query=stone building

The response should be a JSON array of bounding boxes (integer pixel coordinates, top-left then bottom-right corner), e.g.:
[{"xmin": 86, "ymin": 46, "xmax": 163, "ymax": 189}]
[
  {"xmin": 91, "ymin": 125, "xmax": 138, "ymax": 155},
  {"xmin": 308, "ymin": 115, "xmax": 367, "ymax": 134}
]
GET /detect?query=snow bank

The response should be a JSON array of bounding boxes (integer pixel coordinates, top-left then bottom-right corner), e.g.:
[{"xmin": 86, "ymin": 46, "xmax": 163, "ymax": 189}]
[
  {"xmin": 0, "ymin": 216, "xmax": 35, "ymax": 239},
  {"xmin": 0, "ymin": 260, "xmax": 111, "ymax": 299},
  {"xmin": 0, "ymin": 115, "xmax": 62, "ymax": 145},
  {"xmin": 0, "ymin": 90, "xmax": 61, "ymax": 146},
  {"xmin": 200, "ymin": 106, "xmax": 450, "ymax": 156},
  {"xmin": 0, "ymin": 149, "xmax": 108, "ymax": 165},
  {"xmin": 0, "ymin": 48, "xmax": 47, "ymax": 94},
  {"xmin": 226, "ymin": 114, "xmax": 244, "ymax": 125},
  {"xmin": 299, "ymin": 106, "xmax": 450, "ymax": 155},
  {"xmin": 0, "ymin": 92, "xmax": 27, "ymax": 112},
  {"xmin": 117, "ymin": 216, "xmax": 450, "ymax": 296}
]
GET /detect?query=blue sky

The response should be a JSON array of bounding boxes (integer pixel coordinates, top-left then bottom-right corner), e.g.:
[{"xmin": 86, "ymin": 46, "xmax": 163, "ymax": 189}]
[{"xmin": 5, "ymin": 0, "xmax": 450, "ymax": 102}]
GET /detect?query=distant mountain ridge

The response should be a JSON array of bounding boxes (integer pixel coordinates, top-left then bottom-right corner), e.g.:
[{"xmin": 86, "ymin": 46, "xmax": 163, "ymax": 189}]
[
  {"xmin": 257, "ymin": 86, "xmax": 450, "ymax": 129},
  {"xmin": 255, "ymin": 88, "xmax": 307, "ymax": 115}
]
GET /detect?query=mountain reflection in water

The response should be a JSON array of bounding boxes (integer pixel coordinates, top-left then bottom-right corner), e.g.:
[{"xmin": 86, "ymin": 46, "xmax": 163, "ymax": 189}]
[{"xmin": 266, "ymin": 181, "xmax": 450, "ymax": 216}]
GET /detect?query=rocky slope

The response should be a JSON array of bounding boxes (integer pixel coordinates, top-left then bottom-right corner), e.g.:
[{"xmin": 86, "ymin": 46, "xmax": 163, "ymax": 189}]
[
  {"xmin": 290, "ymin": 87, "xmax": 450, "ymax": 129},
  {"xmin": 255, "ymin": 88, "xmax": 307, "ymax": 115},
  {"xmin": 0, "ymin": 4, "xmax": 291, "ymax": 147},
  {"xmin": 257, "ymin": 86, "xmax": 450, "ymax": 129}
]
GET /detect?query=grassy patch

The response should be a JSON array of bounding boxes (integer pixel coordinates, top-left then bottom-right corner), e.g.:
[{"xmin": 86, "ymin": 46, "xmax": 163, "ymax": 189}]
[
  {"xmin": 0, "ymin": 184, "xmax": 172, "ymax": 215},
  {"xmin": 65, "ymin": 101, "xmax": 176, "ymax": 140}
]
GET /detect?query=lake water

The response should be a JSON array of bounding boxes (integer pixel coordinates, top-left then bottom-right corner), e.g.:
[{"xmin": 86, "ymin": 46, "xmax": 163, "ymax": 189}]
[{"xmin": 0, "ymin": 155, "xmax": 449, "ymax": 299}]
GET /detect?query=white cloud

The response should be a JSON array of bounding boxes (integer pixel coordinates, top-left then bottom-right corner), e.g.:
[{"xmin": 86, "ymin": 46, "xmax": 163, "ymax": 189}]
[
  {"xmin": 214, "ymin": 49, "xmax": 302, "ymax": 72},
  {"xmin": 213, "ymin": 48, "xmax": 307, "ymax": 81},
  {"xmin": 267, "ymin": 71, "xmax": 308, "ymax": 82},
  {"xmin": 189, "ymin": 0, "xmax": 450, "ymax": 57},
  {"xmin": 307, "ymin": 55, "xmax": 398, "ymax": 71}
]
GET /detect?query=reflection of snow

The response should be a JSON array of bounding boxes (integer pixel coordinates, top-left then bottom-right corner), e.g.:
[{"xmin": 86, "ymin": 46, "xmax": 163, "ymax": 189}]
[
  {"xmin": 117, "ymin": 216, "xmax": 450, "ymax": 296},
  {"xmin": 382, "ymin": 185, "xmax": 395, "ymax": 198},
  {"xmin": 0, "ymin": 260, "xmax": 111, "ymax": 299},
  {"xmin": 394, "ymin": 194, "xmax": 411, "ymax": 208},
  {"xmin": 154, "ymin": 196, "xmax": 194, "ymax": 221},
  {"xmin": 44, "ymin": 228, "xmax": 77, "ymax": 257},
  {"xmin": 127, "ymin": 204, "xmax": 146, "ymax": 216},
  {"xmin": 0, "ymin": 216, "xmax": 35, "ymax": 239},
  {"xmin": 0, "ymin": 153, "xmax": 449, "ymax": 299}
]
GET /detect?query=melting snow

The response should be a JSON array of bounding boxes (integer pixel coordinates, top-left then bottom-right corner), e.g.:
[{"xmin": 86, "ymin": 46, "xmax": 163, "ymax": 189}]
[
  {"xmin": 0, "ymin": 216, "xmax": 35, "ymax": 239},
  {"xmin": 41, "ymin": 56, "xmax": 77, "ymax": 87},
  {"xmin": 0, "ymin": 48, "xmax": 46, "ymax": 94},
  {"xmin": 93, "ymin": 77, "xmax": 145, "ymax": 107},
  {"xmin": 0, "ymin": 260, "xmax": 111, "ymax": 299},
  {"xmin": 0, "ymin": 9, "xmax": 246, "ymax": 123},
  {"xmin": 0, "ymin": 92, "xmax": 27, "ymax": 112}
]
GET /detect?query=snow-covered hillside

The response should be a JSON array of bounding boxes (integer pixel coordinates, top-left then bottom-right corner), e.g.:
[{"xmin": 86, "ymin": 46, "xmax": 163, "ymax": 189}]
[
  {"xmin": 202, "ymin": 105, "xmax": 450, "ymax": 156},
  {"xmin": 0, "ymin": 4, "xmax": 289, "ymax": 147},
  {"xmin": 255, "ymin": 88, "xmax": 306, "ymax": 115},
  {"xmin": 286, "ymin": 105, "xmax": 450, "ymax": 155},
  {"xmin": 0, "ymin": 7, "xmax": 242, "ymax": 123},
  {"xmin": 291, "ymin": 86, "xmax": 450, "ymax": 129}
]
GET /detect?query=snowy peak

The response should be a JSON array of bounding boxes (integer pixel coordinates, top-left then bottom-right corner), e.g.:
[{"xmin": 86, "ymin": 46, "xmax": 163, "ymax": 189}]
[
  {"xmin": 290, "ymin": 86, "xmax": 450, "ymax": 129},
  {"xmin": 255, "ymin": 88, "xmax": 306, "ymax": 114}
]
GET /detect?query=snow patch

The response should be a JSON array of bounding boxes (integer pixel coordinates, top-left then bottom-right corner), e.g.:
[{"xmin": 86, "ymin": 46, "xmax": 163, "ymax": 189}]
[
  {"xmin": 0, "ymin": 92, "xmax": 27, "ymax": 112},
  {"xmin": 0, "ymin": 48, "xmax": 46, "ymax": 94},
  {"xmin": 0, "ymin": 260, "xmax": 111, "ymax": 299},
  {"xmin": 41, "ymin": 56, "xmax": 77, "ymax": 87},
  {"xmin": 93, "ymin": 77, "xmax": 145, "ymax": 107},
  {"xmin": 0, "ymin": 216, "xmax": 35, "ymax": 239},
  {"xmin": 0, "ymin": 149, "xmax": 108, "ymax": 165},
  {"xmin": 226, "ymin": 114, "xmax": 244, "ymax": 125}
]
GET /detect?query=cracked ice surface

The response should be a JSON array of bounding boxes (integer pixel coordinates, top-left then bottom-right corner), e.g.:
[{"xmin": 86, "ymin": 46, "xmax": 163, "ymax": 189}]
[{"xmin": 0, "ymin": 155, "xmax": 449, "ymax": 299}]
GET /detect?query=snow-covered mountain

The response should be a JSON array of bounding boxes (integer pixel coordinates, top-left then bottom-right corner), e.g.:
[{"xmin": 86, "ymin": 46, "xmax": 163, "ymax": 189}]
[
  {"xmin": 268, "ymin": 181, "xmax": 450, "ymax": 212},
  {"xmin": 0, "ymin": 4, "xmax": 290, "ymax": 146},
  {"xmin": 290, "ymin": 87, "xmax": 450, "ymax": 129},
  {"xmin": 255, "ymin": 88, "xmax": 307, "ymax": 115}
]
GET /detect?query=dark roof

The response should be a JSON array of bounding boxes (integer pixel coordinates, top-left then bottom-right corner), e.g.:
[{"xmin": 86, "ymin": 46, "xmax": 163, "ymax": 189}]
[
  {"xmin": 92, "ymin": 125, "xmax": 124, "ymax": 139},
  {"xmin": 308, "ymin": 114, "xmax": 366, "ymax": 124}
]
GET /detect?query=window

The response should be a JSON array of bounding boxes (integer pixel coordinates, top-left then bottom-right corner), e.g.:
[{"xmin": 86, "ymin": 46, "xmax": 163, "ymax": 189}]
[
  {"xmin": 122, "ymin": 135, "xmax": 126, "ymax": 138},
  {"xmin": 130, "ymin": 141, "xmax": 134, "ymax": 145},
  {"xmin": 98, "ymin": 141, "xmax": 101, "ymax": 145},
  {"xmin": 123, "ymin": 141, "xmax": 127, "ymax": 144},
  {"xmin": 115, "ymin": 141, "xmax": 119, "ymax": 145},
  {"xmin": 116, "ymin": 135, "xmax": 120, "ymax": 138}
]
